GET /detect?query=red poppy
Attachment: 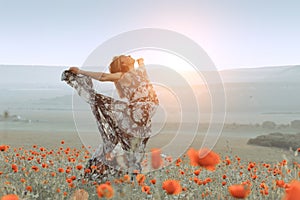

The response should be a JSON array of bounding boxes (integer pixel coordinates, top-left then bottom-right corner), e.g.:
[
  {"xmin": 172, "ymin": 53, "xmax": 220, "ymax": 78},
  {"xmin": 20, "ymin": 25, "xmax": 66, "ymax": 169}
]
[
  {"xmin": 31, "ymin": 166, "xmax": 39, "ymax": 172},
  {"xmin": 187, "ymin": 148, "xmax": 220, "ymax": 171},
  {"xmin": 283, "ymin": 180, "xmax": 300, "ymax": 200},
  {"xmin": 228, "ymin": 184, "xmax": 251, "ymax": 199},
  {"xmin": 162, "ymin": 180, "xmax": 182, "ymax": 195},
  {"xmin": 136, "ymin": 174, "xmax": 146, "ymax": 186},
  {"xmin": 11, "ymin": 164, "xmax": 18, "ymax": 173},
  {"xmin": 26, "ymin": 186, "xmax": 33, "ymax": 192},
  {"xmin": 76, "ymin": 165, "xmax": 83, "ymax": 170},
  {"xmin": 1, "ymin": 194, "xmax": 19, "ymax": 200},
  {"xmin": 58, "ymin": 168, "xmax": 64, "ymax": 173},
  {"xmin": 142, "ymin": 185, "xmax": 151, "ymax": 194},
  {"xmin": 151, "ymin": 148, "xmax": 163, "ymax": 169},
  {"xmin": 276, "ymin": 180, "xmax": 286, "ymax": 188},
  {"xmin": 0, "ymin": 145, "xmax": 8, "ymax": 152},
  {"xmin": 194, "ymin": 169, "xmax": 201, "ymax": 176},
  {"xmin": 96, "ymin": 184, "xmax": 114, "ymax": 199}
]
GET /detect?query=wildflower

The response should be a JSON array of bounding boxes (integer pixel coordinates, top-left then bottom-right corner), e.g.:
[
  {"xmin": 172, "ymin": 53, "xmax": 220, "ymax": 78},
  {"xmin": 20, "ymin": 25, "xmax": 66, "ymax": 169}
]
[
  {"xmin": 26, "ymin": 186, "xmax": 32, "ymax": 192},
  {"xmin": 0, "ymin": 145, "xmax": 8, "ymax": 152},
  {"xmin": 151, "ymin": 148, "xmax": 163, "ymax": 169},
  {"xmin": 66, "ymin": 178, "xmax": 73, "ymax": 183},
  {"xmin": 205, "ymin": 177, "xmax": 212, "ymax": 183},
  {"xmin": 11, "ymin": 164, "xmax": 18, "ymax": 173},
  {"xmin": 97, "ymin": 184, "xmax": 114, "ymax": 199},
  {"xmin": 31, "ymin": 166, "xmax": 39, "ymax": 172},
  {"xmin": 76, "ymin": 165, "xmax": 83, "ymax": 170},
  {"xmin": 51, "ymin": 172, "xmax": 56, "ymax": 177},
  {"xmin": 142, "ymin": 185, "xmax": 151, "ymax": 194},
  {"xmin": 228, "ymin": 184, "xmax": 251, "ymax": 199},
  {"xmin": 224, "ymin": 156, "xmax": 231, "ymax": 165},
  {"xmin": 283, "ymin": 180, "xmax": 300, "ymax": 200},
  {"xmin": 187, "ymin": 148, "xmax": 220, "ymax": 171},
  {"xmin": 41, "ymin": 163, "xmax": 48, "ymax": 168},
  {"xmin": 58, "ymin": 168, "xmax": 64, "ymax": 173},
  {"xmin": 61, "ymin": 140, "xmax": 65, "ymax": 144},
  {"xmin": 20, "ymin": 178, "xmax": 26, "ymax": 183},
  {"xmin": 150, "ymin": 179, "xmax": 156, "ymax": 184},
  {"xmin": 276, "ymin": 180, "xmax": 286, "ymax": 188},
  {"xmin": 136, "ymin": 174, "xmax": 146, "ymax": 186},
  {"xmin": 194, "ymin": 169, "xmax": 201, "ymax": 176},
  {"xmin": 162, "ymin": 180, "xmax": 182, "ymax": 195},
  {"xmin": 1, "ymin": 194, "xmax": 19, "ymax": 200},
  {"xmin": 123, "ymin": 174, "xmax": 130, "ymax": 182}
]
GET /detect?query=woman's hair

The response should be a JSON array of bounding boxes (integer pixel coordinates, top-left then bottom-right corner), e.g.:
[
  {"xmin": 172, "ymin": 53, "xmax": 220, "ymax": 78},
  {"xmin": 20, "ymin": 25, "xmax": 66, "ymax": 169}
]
[
  {"xmin": 109, "ymin": 55, "xmax": 128, "ymax": 98},
  {"xmin": 109, "ymin": 55, "xmax": 130, "ymax": 73}
]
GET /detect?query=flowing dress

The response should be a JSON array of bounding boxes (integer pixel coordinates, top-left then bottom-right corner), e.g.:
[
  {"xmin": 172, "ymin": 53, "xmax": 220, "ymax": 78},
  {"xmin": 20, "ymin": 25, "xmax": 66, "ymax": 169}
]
[{"xmin": 61, "ymin": 66, "xmax": 159, "ymax": 181}]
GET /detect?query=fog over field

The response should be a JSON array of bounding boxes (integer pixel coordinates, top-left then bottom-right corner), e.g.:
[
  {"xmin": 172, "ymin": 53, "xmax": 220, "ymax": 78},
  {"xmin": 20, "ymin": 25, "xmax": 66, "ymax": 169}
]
[{"xmin": 1, "ymin": 65, "xmax": 300, "ymax": 135}]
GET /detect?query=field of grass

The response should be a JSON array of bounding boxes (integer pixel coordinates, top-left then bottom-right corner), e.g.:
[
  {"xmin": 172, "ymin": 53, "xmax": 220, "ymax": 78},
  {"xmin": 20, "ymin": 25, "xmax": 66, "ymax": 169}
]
[{"xmin": 1, "ymin": 141, "xmax": 300, "ymax": 200}]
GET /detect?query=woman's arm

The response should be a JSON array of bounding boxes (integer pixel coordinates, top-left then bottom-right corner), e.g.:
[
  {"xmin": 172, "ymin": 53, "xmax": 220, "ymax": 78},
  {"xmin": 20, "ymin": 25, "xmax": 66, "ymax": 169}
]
[{"xmin": 69, "ymin": 67, "xmax": 122, "ymax": 82}]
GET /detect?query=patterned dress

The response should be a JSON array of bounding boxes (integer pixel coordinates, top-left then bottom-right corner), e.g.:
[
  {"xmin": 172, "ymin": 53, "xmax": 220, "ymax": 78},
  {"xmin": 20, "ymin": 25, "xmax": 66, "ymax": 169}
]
[{"xmin": 61, "ymin": 66, "xmax": 159, "ymax": 182}]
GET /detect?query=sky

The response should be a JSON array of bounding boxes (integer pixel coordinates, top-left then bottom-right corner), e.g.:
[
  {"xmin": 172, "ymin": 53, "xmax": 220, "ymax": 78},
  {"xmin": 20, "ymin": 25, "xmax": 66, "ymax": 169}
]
[{"xmin": 0, "ymin": 0, "xmax": 300, "ymax": 70}]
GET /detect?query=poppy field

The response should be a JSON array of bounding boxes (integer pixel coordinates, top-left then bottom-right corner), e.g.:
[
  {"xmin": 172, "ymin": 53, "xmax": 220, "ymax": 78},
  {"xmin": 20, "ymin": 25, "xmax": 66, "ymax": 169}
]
[{"xmin": 1, "ymin": 141, "xmax": 300, "ymax": 199}]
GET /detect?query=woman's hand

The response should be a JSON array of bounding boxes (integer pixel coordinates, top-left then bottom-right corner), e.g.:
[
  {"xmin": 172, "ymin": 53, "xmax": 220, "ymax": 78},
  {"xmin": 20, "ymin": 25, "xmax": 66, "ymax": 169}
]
[{"xmin": 69, "ymin": 67, "xmax": 80, "ymax": 74}]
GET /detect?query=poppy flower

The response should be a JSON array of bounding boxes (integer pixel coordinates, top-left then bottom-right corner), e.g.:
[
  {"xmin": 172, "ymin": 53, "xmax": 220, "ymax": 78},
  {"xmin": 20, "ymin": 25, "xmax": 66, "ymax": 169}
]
[
  {"xmin": 162, "ymin": 180, "xmax": 182, "ymax": 195},
  {"xmin": 142, "ymin": 185, "xmax": 151, "ymax": 194},
  {"xmin": 187, "ymin": 148, "xmax": 220, "ymax": 171},
  {"xmin": 151, "ymin": 148, "xmax": 163, "ymax": 169},
  {"xmin": 228, "ymin": 184, "xmax": 251, "ymax": 199},
  {"xmin": 1, "ymin": 194, "xmax": 19, "ymax": 200},
  {"xmin": 31, "ymin": 166, "xmax": 39, "ymax": 172},
  {"xmin": 123, "ymin": 174, "xmax": 130, "ymax": 182},
  {"xmin": 276, "ymin": 180, "xmax": 286, "ymax": 188},
  {"xmin": 194, "ymin": 169, "xmax": 201, "ymax": 176},
  {"xmin": 96, "ymin": 184, "xmax": 114, "ymax": 199},
  {"xmin": 26, "ymin": 186, "xmax": 32, "ymax": 192},
  {"xmin": 58, "ymin": 168, "xmax": 64, "ymax": 173},
  {"xmin": 76, "ymin": 165, "xmax": 83, "ymax": 170},
  {"xmin": 11, "ymin": 164, "xmax": 18, "ymax": 173},
  {"xmin": 41, "ymin": 163, "xmax": 48, "ymax": 168},
  {"xmin": 283, "ymin": 180, "xmax": 300, "ymax": 200},
  {"xmin": 136, "ymin": 174, "xmax": 146, "ymax": 186},
  {"xmin": 0, "ymin": 145, "xmax": 8, "ymax": 152}
]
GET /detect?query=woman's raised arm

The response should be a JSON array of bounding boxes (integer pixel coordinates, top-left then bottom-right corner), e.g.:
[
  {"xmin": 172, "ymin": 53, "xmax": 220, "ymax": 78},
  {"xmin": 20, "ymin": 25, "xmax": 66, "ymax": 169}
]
[{"xmin": 69, "ymin": 67, "xmax": 122, "ymax": 82}]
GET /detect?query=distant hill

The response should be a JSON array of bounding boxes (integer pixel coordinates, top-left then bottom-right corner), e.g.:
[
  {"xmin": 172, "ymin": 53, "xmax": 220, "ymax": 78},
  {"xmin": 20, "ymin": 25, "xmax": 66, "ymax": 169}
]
[{"xmin": 1, "ymin": 64, "xmax": 300, "ymax": 124}]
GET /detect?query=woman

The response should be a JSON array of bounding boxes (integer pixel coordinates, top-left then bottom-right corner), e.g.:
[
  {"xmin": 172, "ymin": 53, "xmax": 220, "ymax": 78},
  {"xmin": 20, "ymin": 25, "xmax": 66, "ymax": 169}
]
[{"xmin": 64, "ymin": 55, "xmax": 159, "ymax": 181}]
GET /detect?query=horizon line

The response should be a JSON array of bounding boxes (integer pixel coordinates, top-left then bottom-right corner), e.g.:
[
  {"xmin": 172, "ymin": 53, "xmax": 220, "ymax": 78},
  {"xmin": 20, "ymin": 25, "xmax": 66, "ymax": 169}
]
[{"xmin": 0, "ymin": 63, "xmax": 299, "ymax": 71}]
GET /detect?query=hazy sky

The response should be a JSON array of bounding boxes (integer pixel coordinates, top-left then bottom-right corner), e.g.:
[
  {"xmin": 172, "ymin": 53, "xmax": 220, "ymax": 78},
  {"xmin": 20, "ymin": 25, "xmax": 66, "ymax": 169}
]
[{"xmin": 1, "ymin": 0, "xmax": 300, "ymax": 70}]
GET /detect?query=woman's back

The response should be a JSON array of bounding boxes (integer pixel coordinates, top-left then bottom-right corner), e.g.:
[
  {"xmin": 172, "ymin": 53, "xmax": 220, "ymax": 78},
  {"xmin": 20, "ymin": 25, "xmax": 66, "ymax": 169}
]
[{"xmin": 116, "ymin": 66, "xmax": 159, "ymax": 105}]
